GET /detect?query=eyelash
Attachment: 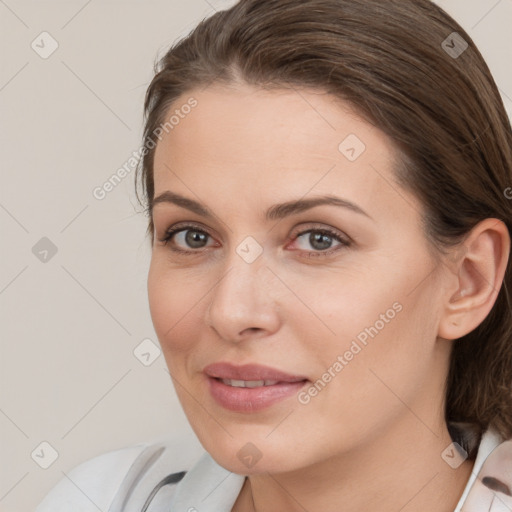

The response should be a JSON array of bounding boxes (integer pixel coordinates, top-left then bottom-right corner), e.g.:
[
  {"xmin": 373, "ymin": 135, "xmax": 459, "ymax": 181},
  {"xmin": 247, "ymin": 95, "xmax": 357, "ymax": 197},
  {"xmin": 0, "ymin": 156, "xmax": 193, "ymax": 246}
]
[{"xmin": 158, "ymin": 223, "xmax": 351, "ymax": 258}]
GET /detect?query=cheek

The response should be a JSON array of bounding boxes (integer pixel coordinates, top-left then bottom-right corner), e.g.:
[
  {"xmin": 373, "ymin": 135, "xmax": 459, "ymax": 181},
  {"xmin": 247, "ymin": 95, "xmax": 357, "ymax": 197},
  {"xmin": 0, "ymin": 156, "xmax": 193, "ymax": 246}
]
[
  {"xmin": 320, "ymin": 253, "xmax": 437, "ymax": 349},
  {"xmin": 301, "ymin": 263, "xmax": 439, "ymax": 407},
  {"xmin": 147, "ymin": 258, "xmax": 205, "ymax": 354},
  {"xmin": 299, "ymin": 268, "xmax": 405, "ymax": 354}
]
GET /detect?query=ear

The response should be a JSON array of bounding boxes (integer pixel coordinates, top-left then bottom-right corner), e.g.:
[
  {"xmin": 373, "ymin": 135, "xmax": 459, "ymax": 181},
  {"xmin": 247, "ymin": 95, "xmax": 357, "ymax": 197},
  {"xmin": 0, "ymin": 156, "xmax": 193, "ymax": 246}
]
[{"xmin": 438, "ymin": 218, "xmax": 510, "ymax": 340}]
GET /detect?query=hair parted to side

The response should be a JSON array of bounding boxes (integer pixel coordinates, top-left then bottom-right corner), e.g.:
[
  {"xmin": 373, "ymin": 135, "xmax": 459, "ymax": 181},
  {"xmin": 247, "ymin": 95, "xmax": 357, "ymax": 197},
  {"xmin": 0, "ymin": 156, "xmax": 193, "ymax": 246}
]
[{"xmin": 135, "ymin": 0, "xmax": 512, "ymax": 448}]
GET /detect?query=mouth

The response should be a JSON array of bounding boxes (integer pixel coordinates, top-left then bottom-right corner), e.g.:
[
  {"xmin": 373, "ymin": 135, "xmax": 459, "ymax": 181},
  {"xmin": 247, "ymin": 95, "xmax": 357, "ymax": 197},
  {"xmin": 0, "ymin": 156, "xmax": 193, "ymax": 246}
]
[
  {"xmin": 206, "ymin": 377, "xmax": 309, "ymax": 413},
  {"xmin": 212, "ymin": 377, "xmax": 307, "ymax": 388},
  {"xmin": 203, "ymin": 362, "xmax": 309, "ymax": 412},
  {"xmin": 203, "ymin": 361, "xmax": 308, "ymax": 382}
]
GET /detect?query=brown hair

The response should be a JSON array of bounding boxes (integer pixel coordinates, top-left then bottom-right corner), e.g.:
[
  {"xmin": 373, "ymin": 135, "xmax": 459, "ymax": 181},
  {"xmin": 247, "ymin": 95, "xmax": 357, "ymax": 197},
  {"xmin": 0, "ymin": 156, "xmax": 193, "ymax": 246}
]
[{"xmin": 135, "ymin": 0, "xmax": 512, "ymax": 449}]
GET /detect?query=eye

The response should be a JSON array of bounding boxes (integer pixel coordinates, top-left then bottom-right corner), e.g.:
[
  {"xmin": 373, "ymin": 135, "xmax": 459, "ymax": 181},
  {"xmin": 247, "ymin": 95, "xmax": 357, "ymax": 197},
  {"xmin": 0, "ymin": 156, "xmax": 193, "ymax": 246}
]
[
  {"xmin": 158, "ymin": 224, "xmax": 217, "ymax": 253},
  {"xmin": 290, "ymin": 227, "xmax": 350, "ymax": 256},
  {"xmin": 157, "ymin": 223, "xmax": 351, "ymax": 258}
]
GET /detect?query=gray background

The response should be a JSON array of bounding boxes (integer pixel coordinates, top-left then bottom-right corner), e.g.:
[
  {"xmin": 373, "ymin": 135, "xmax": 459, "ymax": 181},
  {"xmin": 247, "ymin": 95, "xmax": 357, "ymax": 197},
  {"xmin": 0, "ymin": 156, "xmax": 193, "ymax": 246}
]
[{"xmin": 0, "ymin": 1, "xmax": 511, "ymax": 510}]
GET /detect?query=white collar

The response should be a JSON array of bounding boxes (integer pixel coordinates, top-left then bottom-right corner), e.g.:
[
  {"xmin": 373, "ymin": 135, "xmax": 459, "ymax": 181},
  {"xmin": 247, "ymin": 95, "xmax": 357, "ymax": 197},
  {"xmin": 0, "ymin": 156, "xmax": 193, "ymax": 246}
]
[
  {"xmin": 169, "ymin": 451, "xmax": 245, "ymax": 511},
  {"xmin": 454, "ymin": 425, "xmax": 508, "ymax": 511}
]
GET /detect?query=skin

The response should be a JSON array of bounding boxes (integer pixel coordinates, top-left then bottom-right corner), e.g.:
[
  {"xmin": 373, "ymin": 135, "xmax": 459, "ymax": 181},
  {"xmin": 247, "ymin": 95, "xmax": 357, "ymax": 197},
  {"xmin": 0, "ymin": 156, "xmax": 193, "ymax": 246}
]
[{"xmin": 147, "ymin": 83, "xmax": 510, "ymax": 512}]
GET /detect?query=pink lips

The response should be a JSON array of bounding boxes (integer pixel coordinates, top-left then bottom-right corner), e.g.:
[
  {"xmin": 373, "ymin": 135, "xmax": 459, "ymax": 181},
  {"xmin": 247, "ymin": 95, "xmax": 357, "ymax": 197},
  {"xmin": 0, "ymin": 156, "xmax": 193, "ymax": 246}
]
[
  {"xmin": 203, "ymin": 362, "xmax": 309, "ymax": 413},
  {"xmin": 204, "ymin": 362, "xmax": 308, "ymax": 382}
]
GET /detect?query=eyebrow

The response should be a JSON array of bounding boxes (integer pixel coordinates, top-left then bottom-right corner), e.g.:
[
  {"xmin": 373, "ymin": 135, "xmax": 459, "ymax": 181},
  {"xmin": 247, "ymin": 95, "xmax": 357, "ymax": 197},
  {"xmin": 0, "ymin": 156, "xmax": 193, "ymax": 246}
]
[{"xmin": 151, "ymin": 191, "xmax": 373, "ymax": 221}]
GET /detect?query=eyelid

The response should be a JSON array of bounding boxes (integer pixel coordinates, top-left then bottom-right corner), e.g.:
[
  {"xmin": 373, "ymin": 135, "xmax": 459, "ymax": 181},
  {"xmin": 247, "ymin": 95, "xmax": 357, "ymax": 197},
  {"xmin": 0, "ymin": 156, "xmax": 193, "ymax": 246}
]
[
  {"xmin": 158, "ymin": 221, "xmax": 212, "ymax": 240},
  {"xmin": 288, "ymin": 222, "xmax": 352, "ymax": 244}
]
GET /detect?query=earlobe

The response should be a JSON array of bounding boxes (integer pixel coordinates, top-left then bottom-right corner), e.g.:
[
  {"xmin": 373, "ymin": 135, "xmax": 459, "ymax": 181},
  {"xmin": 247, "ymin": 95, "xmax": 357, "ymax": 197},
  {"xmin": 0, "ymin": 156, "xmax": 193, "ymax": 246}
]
[{"xmin": 438, "ymin": 218, "xmax": 510, "ymax": 341}]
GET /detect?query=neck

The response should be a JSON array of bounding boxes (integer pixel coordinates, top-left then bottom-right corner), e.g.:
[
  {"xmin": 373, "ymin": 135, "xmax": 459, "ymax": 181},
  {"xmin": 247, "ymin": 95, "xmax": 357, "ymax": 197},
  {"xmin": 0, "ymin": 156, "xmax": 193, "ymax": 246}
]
[{"xmin": 232, "ymin": 416, "xmax": 475, "ymax": 512}]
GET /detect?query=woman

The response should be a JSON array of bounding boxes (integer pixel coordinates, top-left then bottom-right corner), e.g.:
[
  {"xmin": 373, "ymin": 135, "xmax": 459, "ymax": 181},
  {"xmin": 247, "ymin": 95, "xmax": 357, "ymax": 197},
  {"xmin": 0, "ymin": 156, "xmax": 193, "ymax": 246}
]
[{"xmin": 36, "ymin": 0, "xmax": 512, "ymax": 510}]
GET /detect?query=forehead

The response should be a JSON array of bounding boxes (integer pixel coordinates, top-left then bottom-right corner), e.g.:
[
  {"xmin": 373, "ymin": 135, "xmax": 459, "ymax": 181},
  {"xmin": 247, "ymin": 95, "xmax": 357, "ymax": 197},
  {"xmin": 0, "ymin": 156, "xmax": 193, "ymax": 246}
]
[
  {"xmin": 154, "ymin": 83, "xmax": 388, "ymax": 165},
  {"xmin": 151, "ymin": 84, "xmax": 421, "ymax": 222}
]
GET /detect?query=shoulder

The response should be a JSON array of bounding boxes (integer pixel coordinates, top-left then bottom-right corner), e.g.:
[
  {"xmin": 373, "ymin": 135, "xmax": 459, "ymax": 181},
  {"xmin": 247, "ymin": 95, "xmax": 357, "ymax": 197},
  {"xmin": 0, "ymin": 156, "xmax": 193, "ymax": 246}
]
[{"xmin": 35, "ymin": 435, "xmax": 203, "ymax": 512}]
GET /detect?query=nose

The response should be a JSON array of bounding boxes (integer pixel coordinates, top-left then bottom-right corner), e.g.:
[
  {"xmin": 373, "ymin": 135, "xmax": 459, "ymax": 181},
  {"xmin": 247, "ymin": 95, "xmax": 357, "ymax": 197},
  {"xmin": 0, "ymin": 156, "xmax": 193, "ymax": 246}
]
[{"xmin": 204, "ymin": 252, "xmax": 281, "ymax": 342}]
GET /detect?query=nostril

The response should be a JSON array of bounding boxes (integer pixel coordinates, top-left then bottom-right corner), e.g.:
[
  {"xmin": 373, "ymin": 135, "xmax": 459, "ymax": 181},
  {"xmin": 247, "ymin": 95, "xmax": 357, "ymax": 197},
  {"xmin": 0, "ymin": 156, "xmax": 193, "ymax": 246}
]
[{"xmin": 239, "ymin": 327, "xmax": 263, "ymax": 336}]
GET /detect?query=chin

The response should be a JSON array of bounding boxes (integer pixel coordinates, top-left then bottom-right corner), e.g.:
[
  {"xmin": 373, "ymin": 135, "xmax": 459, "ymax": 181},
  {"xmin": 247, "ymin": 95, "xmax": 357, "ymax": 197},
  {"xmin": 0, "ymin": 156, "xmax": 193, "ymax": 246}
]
[{"xmin": 199, "ymin": 432, "xmax": 310, "ymax": 476}]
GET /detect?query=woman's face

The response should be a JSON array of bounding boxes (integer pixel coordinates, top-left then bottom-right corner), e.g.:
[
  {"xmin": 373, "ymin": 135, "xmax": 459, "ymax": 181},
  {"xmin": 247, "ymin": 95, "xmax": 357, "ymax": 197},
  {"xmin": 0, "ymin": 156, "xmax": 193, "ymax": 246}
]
[{"xmin": 148, "ymin": 84, "xmax": 454, "ymax": 474}]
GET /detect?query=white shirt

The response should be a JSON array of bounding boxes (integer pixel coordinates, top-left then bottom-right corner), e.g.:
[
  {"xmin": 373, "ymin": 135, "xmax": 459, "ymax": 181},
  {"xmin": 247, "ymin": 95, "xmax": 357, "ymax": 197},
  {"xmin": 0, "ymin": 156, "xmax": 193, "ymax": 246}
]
[{"xmin": 35, "ymin": 425, "xmax": 511, "ymax": 512}]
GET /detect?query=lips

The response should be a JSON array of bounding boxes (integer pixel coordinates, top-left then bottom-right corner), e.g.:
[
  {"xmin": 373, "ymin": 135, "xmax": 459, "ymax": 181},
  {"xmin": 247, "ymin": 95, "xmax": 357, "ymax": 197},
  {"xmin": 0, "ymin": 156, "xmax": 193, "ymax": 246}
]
[
  {"xmin": 203, "ymin": 362, "xmax": 308, "ymax": 383},
  {"xmin": 203, "ymin": 362, "xmax": 309, "ymax": 413}
]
